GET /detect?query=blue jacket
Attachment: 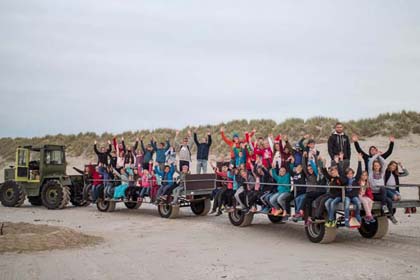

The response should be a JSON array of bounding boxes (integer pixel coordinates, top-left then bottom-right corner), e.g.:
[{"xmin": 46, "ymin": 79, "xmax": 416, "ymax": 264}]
[
  {"xmin": 154, "ymin": 164, "xmax": 175, "ymax": 186},
  {"xmin": 152, "ymin": 140, "xmax": 170, "ymax": 163}
]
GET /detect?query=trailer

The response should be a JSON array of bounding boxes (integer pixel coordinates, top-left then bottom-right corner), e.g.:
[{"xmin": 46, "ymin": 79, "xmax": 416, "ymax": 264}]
[
  {"xmin": 227, "ymin": 183, "xmax": 420, "ymax": 244},
  {"xmin": 95, "ymin": 174, "xmax": 215, "ymax": 219}
]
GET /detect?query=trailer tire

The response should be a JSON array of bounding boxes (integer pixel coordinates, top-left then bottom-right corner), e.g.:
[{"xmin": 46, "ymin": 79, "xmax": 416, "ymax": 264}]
[
  {"xmin": 0, "ymin": 181, "xmax": 26, "ymax": 207},
  {"xmin": 267, "ymin": 215, "xmax": 285, "ymax": 224},
  {"xmin": 28, "ymin": 196, "xmax": 43, "ymax": 206},
  {"xmin": 190, "ymin": 198, "xmax": 211, "ymax": 216},
  {"xmin": 41, "ymin": 181, "xmax": 70, "ymax": 209},
  {"xmin": 358, "ymin": 216, "xmax": 389, "ymax": 239},
  {"xmin": 82, "ymin": 184, "xmax": 93, "ymax": 206},
  {"xmin": 97, "ymin": 199, "xmax": 116, "ymax": 212},
  {"xmin": 228, "ymin": 209, "xmax": 254, "ymax": 227},
  {"xmin": 305, "ymin": 222, "xmax": 337, "ymax": 244},
  {"xmin": 158, "ymin": 204, "xmax": 180, "ymax": 219},
  {"xmin": 125, "ymin": 202, "xmax": 141, "ymax": 209}
]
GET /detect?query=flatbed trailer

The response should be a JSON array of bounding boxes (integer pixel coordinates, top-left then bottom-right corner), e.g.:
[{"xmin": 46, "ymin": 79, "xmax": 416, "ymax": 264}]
[
  {"xmin": 95, "ymin": 174, "xmax": 215, "ymax": 219},
  {"xmin": 227, "ymin": 183, "xmax": 420, "ymax": 244}
]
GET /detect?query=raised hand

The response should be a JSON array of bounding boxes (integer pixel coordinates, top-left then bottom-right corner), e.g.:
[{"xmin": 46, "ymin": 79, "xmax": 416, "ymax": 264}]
[
  {"xmin": 107, "ymin": 140, "xmax": 111, "ymax": 145},
  {"xmin": 220, "ymin": 127, "xmax": 225, "ymax": 133},
  {"xmin": 175, "ymin": 130, "xmax": 180, "ymax": 136},
  {"xmin": 389, "ymin": 135, "xmax": 395, "ymax": 142},
  {"xmin": 94, "ymin": 140, "xmax": 97, "ymax": 144},
  {"xmin": 357, "ymin": 153, "xmax": 363, "ymax": 161},
  {"xmin": 352, "ymin": 134, "xmax": 359, "ymax": 142}
]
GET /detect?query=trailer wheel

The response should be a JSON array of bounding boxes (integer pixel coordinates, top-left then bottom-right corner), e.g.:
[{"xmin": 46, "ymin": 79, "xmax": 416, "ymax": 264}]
[
  {"xmin": 158, "ymin": 204, "xmax": 180, "ymax": 219},
  {"xmin": 41, "ymin": 181, "xmax": 70, "ymax": 209},
  {"xmin": 96, "ymin": 199, "xmax": 116, "ymax": 212},
  {"xmin": 305, "ymin": 222, "xmax": 337, "ymax": 244},
  {"xmin": 82, "ymin": 184, "xmax": 93, "ymax": 206},
  {"xmin": 0, "ymin": 181, "xmax": 26, "ymax": 207},
  {"xmin": 28, "ymin": 196, "xmax": 43, "ymax": 206},
  {"xmin": 267, "ymin": 215, "xmax": 285, "ymax": 224},
  {"xmin": 228, "ymin": 209, "xmax": 254, "ymax": 227},
  {"xmin": 190, "ymin": 198, "xmax": 211, "ymax": 216},
  {"xmin": 358, "ymin": 216, "xmax": 389, "ymax": 239},
  {"xmin": 124, "ymin": 202, "xmax": 141, "ymax": 209}
]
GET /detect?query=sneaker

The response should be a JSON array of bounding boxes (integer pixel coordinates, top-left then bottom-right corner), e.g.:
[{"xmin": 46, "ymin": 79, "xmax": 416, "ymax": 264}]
[
  {"xmin": 389, "ymin": 215, "xmax": 398, "ymax": 224},
  {"xmin": 331, "ymin": 220, "xmax": 337, "ymax": 228},
  {"xmin": 215, "ymin": 211, "xmax": 223, "ymax": 216},
  {"xmin": 382, "ymin": 205, "xmax": 390, "ymax": 214},
  {"xmin": 345, "ymin": 219, "xmax": 350, "ymax": 228},
  {"xmin": 325, "ymin": 220, "xmax": 331, "ymax": 228},
  {"xmin": 304, "ymin": 219, "xmax": 313, "ymax": 227}
]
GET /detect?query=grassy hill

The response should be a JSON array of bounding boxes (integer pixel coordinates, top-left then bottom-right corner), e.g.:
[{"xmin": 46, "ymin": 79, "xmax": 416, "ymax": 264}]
[{"xmin": 1, "ymin": 111, "xmax": 420, "ymax": 163}]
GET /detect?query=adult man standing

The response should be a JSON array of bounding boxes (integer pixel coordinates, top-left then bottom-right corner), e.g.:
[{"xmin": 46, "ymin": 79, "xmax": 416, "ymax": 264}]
[
  {"xmin": 194, "ymin": 129, "xmax": 212, "ymax": 174},
  {"xmin": 327, "ymin": 122, "xmax": 351, "ymax": 169}
]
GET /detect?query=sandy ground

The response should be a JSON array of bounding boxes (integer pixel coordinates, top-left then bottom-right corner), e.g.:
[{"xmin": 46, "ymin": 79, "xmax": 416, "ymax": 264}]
[{"xmin": 1, "ymin": 135, "xmax": 420, "ymax": 280}]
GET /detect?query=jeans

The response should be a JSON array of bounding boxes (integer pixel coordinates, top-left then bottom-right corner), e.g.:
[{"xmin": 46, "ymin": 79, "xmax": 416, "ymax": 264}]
[
  {"xmin": 172, "ymin": 185, "xmax": 184, "ymax": 203},
  {"xmin": 157, "ymin": 184, "xmax": 173, "ymax": 198},
  {"xmin": 196, "ymin": 159, "xmax": 208, "ymax": 174},
  {"xmin": 92, "ymin": 185, "xmax": 103, "ymax": 202},
  {"xmin": 343, "ymin": 196, "xmax": 361, "ymax": 221},
  {"xmin": 386, "ymin": 189, "xmax": 400, "ymax": 200},
  {"xmin": 373, "ymin": 186, "xmax": 393, "ymax": 214},
  {"xmin": 234, "ymin": 186, "xmax": 247, "ymax": 208},
  {"xmin": 270, "ymin": 192, "xmax": 291, "ymax": 210},
  {"xmin": 325, "ymin": 197, "xmax": 341, "ymax": 221},
  {"xmin": 139, "ymin": 187, "xmax": 150, "ymax": 198},
  {"xmin": 295, "ymin": 194, "xmax": 306, "ymax": 212},
  {"xmin": 259, "ymin": 192, "xmax": 272, "ymax": 207}
]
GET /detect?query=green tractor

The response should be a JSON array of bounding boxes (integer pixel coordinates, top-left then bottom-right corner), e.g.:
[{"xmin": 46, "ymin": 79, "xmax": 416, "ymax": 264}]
[{"xmin": 0, "ymin": 145, "xmax": 89, "ymax": 209}]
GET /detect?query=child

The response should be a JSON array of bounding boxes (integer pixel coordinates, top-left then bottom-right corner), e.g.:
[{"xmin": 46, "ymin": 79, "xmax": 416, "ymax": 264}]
[
  {"xmin": 175, "ymin": 130, "xmax": 193, "ymax": 169},
  {"xmin": 172, "ymin": 165, "xmax": 190, "ymax": 205},
  {"xmin": 138, "ymin": 168, "xmax": 152, "ymax": 202},
  {"xmin": 385, "ymin": 161, "xmax": 409, "ymax": 201},
  {"xmin": 141, "ymin": 137, "xmax": 155, "ymax": 170},
  {"xmin": 93, "ymin": 140, "xmax": 112, "ymax": 166},
  {"xmin": 154, "ymin": 163, "xmax": 176, "ymax": 200},
  {"xmin": 211, "ymin": 163, "xmax": 231, "ymax": 216},
  {"xmin": 269, "ymin": 165, "xmax": 292, "ymax": 217},
  {"xmin": 234, "ymin": 169, "xmax": 255, "ymax": 212},
  {"xmin": 358, "ymin": 171, "xmax": 374, "ymax": 223},
  {"xmin": 113, "ymin": 168, "xmax": 130, "ymax": 199},
  {"xmin": 290, "ymin": 163, "xmax": 307, "ymax": 221},
  {"xmin": 165, "ymin": 146, "xmax": 177, "ymax": 165},
  {"xmin": 152, "ymin": 138, "xmax": 170, "ymax": 171},
  {"xmin": 369, "ymin": 154, "xmax": 397, "ymax": 224}
]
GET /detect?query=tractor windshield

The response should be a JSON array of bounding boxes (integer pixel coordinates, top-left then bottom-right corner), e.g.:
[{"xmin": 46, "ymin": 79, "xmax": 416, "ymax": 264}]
[{"xmin": 44, "ymin": 150, "xmax": 64, "ymax": 165}]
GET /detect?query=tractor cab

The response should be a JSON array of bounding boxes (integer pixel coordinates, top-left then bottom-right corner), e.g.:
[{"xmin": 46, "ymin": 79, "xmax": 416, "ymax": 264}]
[{"xmin": 15, "ymin": 145, "xmax": 66, "ymax": 183}]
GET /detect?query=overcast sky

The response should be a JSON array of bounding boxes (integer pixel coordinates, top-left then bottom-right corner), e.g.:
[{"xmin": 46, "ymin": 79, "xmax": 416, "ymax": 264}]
[{"xmin": 1, "ymin": 0, "xmax": 419, "ymax": 137}]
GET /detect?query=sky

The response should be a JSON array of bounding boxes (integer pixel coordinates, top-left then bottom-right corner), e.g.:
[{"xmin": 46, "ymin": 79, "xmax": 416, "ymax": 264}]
[{"xmin": 0, "ymin": 0, "xmax": 419, "ymax": 137}]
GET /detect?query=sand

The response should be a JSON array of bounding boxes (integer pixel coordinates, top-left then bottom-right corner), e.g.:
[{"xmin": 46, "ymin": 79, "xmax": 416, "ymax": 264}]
[{"xmin": 0, "ymin": 135, "xmax": 419, "ymax": 280}]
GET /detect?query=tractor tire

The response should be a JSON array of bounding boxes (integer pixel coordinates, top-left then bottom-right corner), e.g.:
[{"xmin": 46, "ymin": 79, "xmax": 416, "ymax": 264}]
[
  {"xmin": 41, "ymin": 181, "xmax": 70, "ymax": 209},
  {"xmin": 228, "ymin": 209, "xmax": 254, "ymax": 227},
  {"xmin": 97, "ymin": 199, "xmax": 116, "ymax": 212},
  {"xmin": 190, "ymin": 198, "xmax": 211, "ymax": 216},
  {"xmin": 267, "ymin": 215, "xmax": 285, "ymax": 224},
  {"xmin": 305, "ymin": 222, "xmax": 337, "ymax": 244},
  {"xmin": 28, "ymin": 196, "xmax": 43, "ymax": 206},
  {"xmin": 158, "ymin": 203, "xmax": 180, "ymax": 219},
  {"xmin": 124, "ymin": 202, "xmax": 141, "ymax": 209},
  {"xmin": 358, "ymin": 216, "xmax": 389, "ymax": 239},
  {"xmin": 0, "ymin": 181, "xmax": 26, "ymax": 207}
]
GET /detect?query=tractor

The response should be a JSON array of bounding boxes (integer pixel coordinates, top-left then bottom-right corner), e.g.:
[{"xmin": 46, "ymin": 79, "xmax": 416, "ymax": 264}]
[{"xmin": 0, "ymin": 145, "xmax": 90, "ymax": 209}]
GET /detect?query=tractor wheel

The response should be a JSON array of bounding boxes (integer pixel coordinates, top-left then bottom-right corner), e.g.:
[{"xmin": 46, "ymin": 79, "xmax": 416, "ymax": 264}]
[
  {"xmin": 28, "ymin": 196, "xmax": 43, "ymax": 206},
  {"xmin": 190, "ymin": 198, "xmax": 211, "ymax": 216},
  {"xmin": 0, "ymin": 181, "xmax": 26, "ymax": 207},
  {"xmin": 41, "ymin": 181, "xmax": 70, "ymax": 209},
  {"xmin": 97, "ymin": 199, "xmax": 116, "ymax": 212},
  {"xmin": 158, "ymin": 203, "xmax": 180, "ymax": 219},
  {"xmin": 305, "ymin": 222, "xmax": 337, "ymax": 244},
  {"xmin": 267, "ymin": 215, "xmax": 285, "ymax": 224},
  {"xmin": 228, "ymin": 209, "xmax": 254, "ymax": 227},
  {"xmin": 124, "ymin": 202, "xmax": 141, "ymax": 209},
  {"xmin": 358, "ymin": 216, "xmax": 389, "ymax": 239}
]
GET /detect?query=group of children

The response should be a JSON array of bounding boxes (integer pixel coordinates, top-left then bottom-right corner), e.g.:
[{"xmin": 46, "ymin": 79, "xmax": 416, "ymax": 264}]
[
  {"xmin": 87, "ymin": 123, "xmax": 409, "ymax": 228},
  {"xmin": 210, "ymin": 124, "xmax": 409, "ymax": 228}
]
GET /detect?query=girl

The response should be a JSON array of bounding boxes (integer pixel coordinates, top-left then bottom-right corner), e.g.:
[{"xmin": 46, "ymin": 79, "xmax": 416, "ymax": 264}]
[
  {"xmin": 269, "ymin": 165, "xmax": 292, "ymax": 217},
  {"xmin": 358, "ymin": 171, "xmax": 374, "ymax": 223},
  {"xmin": 385, "ymin": 161, "xmax": 409, "ymax": 201},
  {"xmin": 113, "ymin": 168, "xmax": 130, "ymax": 199},
  {"xmin": 138, "ymin": 168, "xmax": 152, "ymax": 202},
  {"xmin": 211, "ymin": 163, "xmax": 232, "ymax": 216},
  {"xmin": 369, "ymin": 154, "xmax": 397, "ymax": 224}
]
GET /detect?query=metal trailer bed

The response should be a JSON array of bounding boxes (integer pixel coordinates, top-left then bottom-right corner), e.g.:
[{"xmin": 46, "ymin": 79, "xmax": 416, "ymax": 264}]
[
  {"xmin": 226, "ymin": 182, "xmax": 420, "ymax": 244},
  {"xmin": 95, "ymin": 174, "xmax": 216, "ymax": 219}
]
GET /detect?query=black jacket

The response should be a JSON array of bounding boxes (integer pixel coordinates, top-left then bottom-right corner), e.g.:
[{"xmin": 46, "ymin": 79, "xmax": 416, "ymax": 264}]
[
  {"xmin": 328, "ymin": 133, "xmax": 351, "ymax": 160},
  {"xmin": 194, "ymin": 133, "xmax": 212, "ymax": 160},
  {"xmin": 355, "ymin": 141, "xmax": 394, "ymax": 171},
  {"xmin": 94, "ymin": 144, "xmax": 112, "ymax": 165}
]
